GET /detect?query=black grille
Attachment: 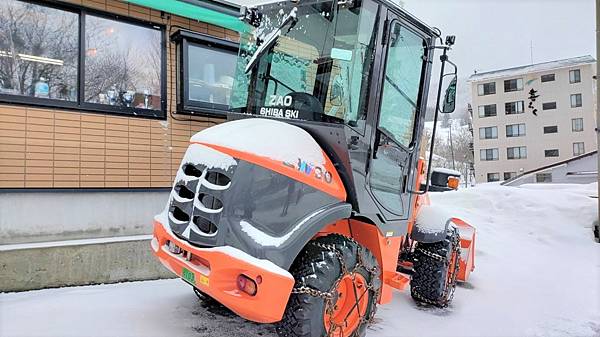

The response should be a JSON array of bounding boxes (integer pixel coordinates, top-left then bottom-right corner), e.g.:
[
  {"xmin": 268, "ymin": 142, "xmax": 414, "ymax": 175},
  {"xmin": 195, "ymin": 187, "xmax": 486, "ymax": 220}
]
[{"xmin": 167, "ymin": 147, "xmax": 236, "ymax": 246}]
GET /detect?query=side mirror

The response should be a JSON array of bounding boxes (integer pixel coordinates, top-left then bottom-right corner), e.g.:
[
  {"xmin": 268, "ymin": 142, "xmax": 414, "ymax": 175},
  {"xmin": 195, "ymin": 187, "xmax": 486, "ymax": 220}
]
[{"xmin": 442, "ymin": 76, "xmax": 457, "ymax": 113}]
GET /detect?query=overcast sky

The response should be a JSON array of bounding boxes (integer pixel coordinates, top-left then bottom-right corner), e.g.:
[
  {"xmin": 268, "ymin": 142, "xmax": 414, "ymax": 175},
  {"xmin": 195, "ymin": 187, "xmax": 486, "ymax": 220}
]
[{"xmin": 403, "ymin": 0, "xmax": 596, "ymax": 77}]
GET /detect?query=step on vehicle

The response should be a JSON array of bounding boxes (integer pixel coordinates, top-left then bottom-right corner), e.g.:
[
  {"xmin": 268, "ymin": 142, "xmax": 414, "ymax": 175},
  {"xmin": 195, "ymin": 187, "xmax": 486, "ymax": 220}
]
[{"xmin": 151, "ymin": 0, "xmax": 476, "ymax": 335}]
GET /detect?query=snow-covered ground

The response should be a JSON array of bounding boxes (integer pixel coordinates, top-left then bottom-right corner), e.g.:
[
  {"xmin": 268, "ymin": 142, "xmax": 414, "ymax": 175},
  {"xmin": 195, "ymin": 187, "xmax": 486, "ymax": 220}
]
[{"xmin": 1, "ymin": 183, "xmax": 598, "ymax": 337}]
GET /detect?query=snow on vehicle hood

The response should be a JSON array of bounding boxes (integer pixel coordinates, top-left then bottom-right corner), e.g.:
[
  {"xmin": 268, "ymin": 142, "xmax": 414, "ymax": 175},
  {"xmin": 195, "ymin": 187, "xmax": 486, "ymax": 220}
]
[
  {"xmin": 190, "ymin": 118, "xmax": 325, "ymax": 166},
  {"xmin": 415, "ymin": 204, "xmax": 452, "ymax": 233}
]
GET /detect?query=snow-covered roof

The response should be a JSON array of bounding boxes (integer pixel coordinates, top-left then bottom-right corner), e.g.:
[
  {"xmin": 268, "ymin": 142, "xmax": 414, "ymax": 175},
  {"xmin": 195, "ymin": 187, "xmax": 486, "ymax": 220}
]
[
  {"xmin": 502, "ymin": 150, "xmax": 598, "ymax": 186},
  {"xmin": 469, "ymin": 55, "xmax": 595, "ymax": 82}
]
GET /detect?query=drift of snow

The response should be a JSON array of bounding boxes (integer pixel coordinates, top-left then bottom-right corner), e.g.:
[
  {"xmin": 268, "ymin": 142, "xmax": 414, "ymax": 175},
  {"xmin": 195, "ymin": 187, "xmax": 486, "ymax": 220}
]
[
  {"xmin": 432, "ymin": 167, "xmax": 462, "ymax": 176},
  {"xmin": 1, "ymin": 183, "xmax": 598, "ymax": 337},
  {"xmin": 415, "ymin": 204, "xmax": 452, "ymax": 234},
  {"xmin": 150, "ymin": 218, "xmax": 292, "ymax": 279},
  {"xmin": 190, "ymin": 118, "xmax": 325, "ymax": 166},
  {"xmin": 180, "ymin": 143, "xmax": 237, "ymax": 171},
  {"xmin": 239, "ymin": 208, "xmax": 327, "ymax": 247}
]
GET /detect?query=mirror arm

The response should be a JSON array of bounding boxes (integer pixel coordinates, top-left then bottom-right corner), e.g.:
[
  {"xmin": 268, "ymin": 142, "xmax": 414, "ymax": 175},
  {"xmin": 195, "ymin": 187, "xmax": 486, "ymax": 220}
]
[{"xmin": 408, "ymin": 45, "xmax": 449, "ymax": 195}]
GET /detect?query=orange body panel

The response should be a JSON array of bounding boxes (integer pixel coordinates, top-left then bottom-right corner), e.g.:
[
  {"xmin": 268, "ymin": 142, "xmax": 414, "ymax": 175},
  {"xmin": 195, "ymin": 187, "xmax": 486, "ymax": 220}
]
[
  {"xmin": 451, "ymin": 217, "xmax": 477, "ymax": 282},
  {"xmin": 318, "ymin": 219, "xmax": 402, "ymax": 305},
  {"xmin": 192, "ymin": 141, "xmax": 347, "ymax": 201},
  {"xmin": 152, "ymin": 219, "xmax": 295, "ymax": 323},
  {"xmin": 407, "ymin": 159, "xmax": 428, "ymax": 235}
]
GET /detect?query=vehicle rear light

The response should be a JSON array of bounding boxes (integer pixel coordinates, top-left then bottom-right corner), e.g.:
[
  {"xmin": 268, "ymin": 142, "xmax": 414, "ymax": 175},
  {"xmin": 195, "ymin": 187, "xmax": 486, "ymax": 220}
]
[{"xmin": 237, "ymin": 274, "xmax": 257, "ymax": 296}]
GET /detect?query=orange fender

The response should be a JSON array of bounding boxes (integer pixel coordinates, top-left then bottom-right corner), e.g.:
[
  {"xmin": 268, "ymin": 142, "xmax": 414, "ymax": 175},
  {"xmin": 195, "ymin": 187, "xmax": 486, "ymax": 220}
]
[{"xmin": 450, "ymin": 217, "xmax": 476, "ymax": 282}]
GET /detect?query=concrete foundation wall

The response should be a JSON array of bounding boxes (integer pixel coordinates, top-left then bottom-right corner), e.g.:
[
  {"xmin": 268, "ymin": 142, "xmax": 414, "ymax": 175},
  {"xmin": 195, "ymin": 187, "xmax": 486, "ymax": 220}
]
[
  {"xmin": 0, "ymin": 237, "xmax": 175, "ymax": 292},
  {"xmin": 0, "ymin": 191, "xmax": 169, "ymax": 244}
]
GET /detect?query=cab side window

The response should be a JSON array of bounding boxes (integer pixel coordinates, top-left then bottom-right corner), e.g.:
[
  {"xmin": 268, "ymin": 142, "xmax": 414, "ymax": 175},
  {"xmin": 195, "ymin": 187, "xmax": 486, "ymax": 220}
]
[
  {"xmin": 378, "ymin": 23, "xmax": 425, "ymax": 147},
  {"xmin": 369, "ymin": 21, "xmax": 426, "ymax": 217}
]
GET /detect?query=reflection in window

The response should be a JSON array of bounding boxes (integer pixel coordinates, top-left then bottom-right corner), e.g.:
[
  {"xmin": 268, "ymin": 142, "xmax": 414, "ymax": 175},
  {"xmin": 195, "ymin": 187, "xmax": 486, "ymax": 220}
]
[
  {"xmin": 84, "ymin": 15, "xmax": 161, "ymax": 110},
  {"xmin": 187, "ymin": 43, "xmax": 237, "ymax": 107},
  {"xmin": 0, "ymin": 0, "xmax": 78, "ymax": 101},
  {"xmin": 378, "ymin": 23, "xmax": 425, "ymax": 147}
]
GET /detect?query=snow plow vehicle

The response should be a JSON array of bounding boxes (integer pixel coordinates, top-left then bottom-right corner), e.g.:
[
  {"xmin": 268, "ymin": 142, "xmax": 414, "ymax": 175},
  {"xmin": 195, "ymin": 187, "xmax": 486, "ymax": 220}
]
[{"xmin": 151, "ymin": 0, "xmax": 476, "ymax": 335}]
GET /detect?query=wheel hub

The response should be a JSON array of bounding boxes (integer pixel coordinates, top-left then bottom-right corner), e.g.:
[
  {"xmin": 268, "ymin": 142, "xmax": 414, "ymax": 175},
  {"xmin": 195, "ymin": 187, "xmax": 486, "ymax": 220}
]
[{"xmin": 323, "ymin": 273, "xmax": 369, "ymax": 337}]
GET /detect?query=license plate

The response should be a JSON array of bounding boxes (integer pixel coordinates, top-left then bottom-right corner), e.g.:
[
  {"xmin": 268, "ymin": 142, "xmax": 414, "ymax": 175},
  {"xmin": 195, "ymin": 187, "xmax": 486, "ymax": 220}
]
[{"xmin": 181, "ymin": 267, "xmax": 196, "ymax": 286}]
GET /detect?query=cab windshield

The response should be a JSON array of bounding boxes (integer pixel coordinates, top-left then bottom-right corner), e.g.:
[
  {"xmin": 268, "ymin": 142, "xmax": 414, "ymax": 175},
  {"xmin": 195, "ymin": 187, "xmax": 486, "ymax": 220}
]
[{"xmin": 230, "ymin": 0, "xmax": 379, "ymax": 126}]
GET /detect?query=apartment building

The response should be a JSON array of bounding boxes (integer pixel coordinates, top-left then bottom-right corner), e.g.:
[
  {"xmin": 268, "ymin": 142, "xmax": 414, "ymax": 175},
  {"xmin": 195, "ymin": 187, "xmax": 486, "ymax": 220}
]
[{"xmin": 469, "ymin": 56, "xmax": 597, "ymax": 183}]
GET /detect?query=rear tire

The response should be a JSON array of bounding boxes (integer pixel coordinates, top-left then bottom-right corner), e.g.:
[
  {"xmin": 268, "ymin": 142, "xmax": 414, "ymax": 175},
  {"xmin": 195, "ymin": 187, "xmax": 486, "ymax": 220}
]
[
  {"xmin": 276, "ymin": 234, "xmax": 381, "ymax": 337},
  {"xmin": 410, "ymin": 227, "xmax": 460, "ymax": 308}
]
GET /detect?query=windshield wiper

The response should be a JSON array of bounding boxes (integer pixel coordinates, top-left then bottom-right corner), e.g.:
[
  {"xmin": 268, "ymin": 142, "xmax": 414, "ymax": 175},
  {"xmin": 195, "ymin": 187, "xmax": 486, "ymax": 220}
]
[{"xmin": 244, "ymin": 7, "xmax": 298, "ymax": 74}]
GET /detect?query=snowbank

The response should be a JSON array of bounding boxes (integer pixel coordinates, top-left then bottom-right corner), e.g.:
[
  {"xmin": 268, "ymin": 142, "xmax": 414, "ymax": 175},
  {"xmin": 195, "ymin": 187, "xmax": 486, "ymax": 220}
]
[
  {"xmin": 376, "ymin": 183, "xmax": 599, "ymax": 337},
  {"xmin": 1, "ymin": 184, "xmax": 598, "ymax": 337}
]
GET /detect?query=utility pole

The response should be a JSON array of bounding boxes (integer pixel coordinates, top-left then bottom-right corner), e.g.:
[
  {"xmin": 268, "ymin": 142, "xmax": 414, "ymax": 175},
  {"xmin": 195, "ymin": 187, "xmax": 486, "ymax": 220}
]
[
  {"xmin": 596, "ymin": 0, "xmax": 600, "ymax": 234},
  {"xmin": 449, "ymin": 121, "xmax": 456, "ymax": 170}
]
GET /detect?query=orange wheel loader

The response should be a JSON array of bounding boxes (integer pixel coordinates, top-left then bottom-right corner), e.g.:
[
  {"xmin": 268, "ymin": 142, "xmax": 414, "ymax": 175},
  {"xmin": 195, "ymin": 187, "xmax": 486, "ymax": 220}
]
[{"xmin": 151, "ymin": 0, "xmax": 476, "ymax": 335}]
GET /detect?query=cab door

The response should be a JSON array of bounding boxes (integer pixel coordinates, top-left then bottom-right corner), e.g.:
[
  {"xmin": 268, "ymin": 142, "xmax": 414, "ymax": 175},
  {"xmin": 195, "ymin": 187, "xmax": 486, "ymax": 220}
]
[{"xmin": 367, "ymin": 14, "xmax": 429, "ymax": 223}]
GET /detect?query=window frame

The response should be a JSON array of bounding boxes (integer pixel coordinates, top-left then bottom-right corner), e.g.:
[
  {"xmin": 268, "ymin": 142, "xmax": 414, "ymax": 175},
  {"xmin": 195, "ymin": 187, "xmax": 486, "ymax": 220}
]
[
  {"xmin": 480, "ymin": 148, "xmax": 499, "ymax": 161},
  {"xmin": 570, "ymin": 93, "xmax": 582, "ymax": 108},
  {"xmin": 540, "ymin": 74, "xmax": 555, "ymax": 82},
  {"xmin": 487, "ymin": 172, "xmax": 500, "ymax": 182},
  {"xmin": 542, "ymin": 102, "xmax": 556, "ymax": 110},
  {"xmin": 573, "ymin": 142, "xmax": 585, "ymax": 156},
  {"xmin": 506, "ymin": 123, "xmax": 526, "ymax": 137},
  {"xmin": 507, "ymin": 146, "xmax": 527, "ymax": 160},
  {"xmin": 503, "ymin": 172, "xmax": 516, "ymax": 181},
  {"xmin": 478, "ymin": 104, "xmax": 497, "ymax": 118},
  {"xmin": 543, "ymin": 125, "xmax": 558, "ymax": 134},
  {"xmin": 0, "ymin": 0, "xmax": 167, "ymax": 119},
  {"xmin": 544, "ymin": 149, "xmax": 559, "ymax": 158},
  {"xmin": 172, "ymin": 30, "xmax": 239, "ymax": 117},
  {"xmin": 505, "ymin": 100, "xmax": 524, "ymax": 115},
  {"xmin": 571, "ymin": 118, "xmax": 584, "ymax": 132},
  {"xmin": 536, "ymin": 173, "xmax": 552, "ymax": 183},
  {"xmin": 503, "ymin": 78, "xmax": 523, "ymax": 93},
  {"xmin": 569, "ymin": 69, "xmax": 581, "ymax": 84},
  {"xmin": 479, "ymin": 126, "xmax": 498, "ymax": 140},
  {"xmin": 477, "ymin": 82, "xmax": 496, "ymax": 96}
]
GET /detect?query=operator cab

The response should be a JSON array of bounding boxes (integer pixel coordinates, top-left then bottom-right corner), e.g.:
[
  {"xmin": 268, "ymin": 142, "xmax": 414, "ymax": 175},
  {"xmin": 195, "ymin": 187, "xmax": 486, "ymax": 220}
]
[{"xmin": 230, "ymin": 0, "xmax": 457, "ymax": 234}]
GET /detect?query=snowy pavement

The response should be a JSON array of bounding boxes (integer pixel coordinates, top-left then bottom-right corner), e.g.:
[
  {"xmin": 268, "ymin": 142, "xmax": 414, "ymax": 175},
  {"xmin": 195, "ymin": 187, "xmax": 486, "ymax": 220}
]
[{"xmin": 1, "ymin": 183, "xmax": 599, "ymax": 337}]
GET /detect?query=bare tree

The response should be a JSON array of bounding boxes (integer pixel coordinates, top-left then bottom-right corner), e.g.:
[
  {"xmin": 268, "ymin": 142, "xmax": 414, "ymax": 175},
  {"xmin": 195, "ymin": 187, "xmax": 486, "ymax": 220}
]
[{"xmin": 0, "ymin": 1, "xmax": 78, "ymax": 99}]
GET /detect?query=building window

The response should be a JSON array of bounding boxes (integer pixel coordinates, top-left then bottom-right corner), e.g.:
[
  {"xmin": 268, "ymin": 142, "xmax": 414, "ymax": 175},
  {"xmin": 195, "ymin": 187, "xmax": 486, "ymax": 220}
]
[
  {"xmin": 543, "ymin": 125, "xmax": 558, "ymax": 134},
  {"xmin": 172, "ymin": 31, "xmax": 238, "ymax": 116},
  {"xmin": 479, "ymin": 126, "xmax": 498, "ymax": 139},
  {"xmin": 536, "ymin": 173, "xmax": 552, "ymax": 183},
  {"xmin": 570, "ymin": 94, "xmax": 582, "ymax": 108},
  {"xmin": 478, "ymin": 104, "xmax": 497, "ymax": 117},
  {"xmin": 477, "ymin": 82, "xmax": 496, "ymax": 96},
  {"xmin": 504, "ymin": 172, "xmax": 516, "ymax": 180},
  {"xmin": 569, "ymin": 69, "xmax": 581, "ymax": 84},
  {"xmin": 573, "ymin": 142, "xmax": 585, "ymax": 156},
  {"xmin": 572, "ymin": 118, "xmax": 584, "ymax": 132},
  {"xmin": 487, "ymin": 172, "xmax": 500, "ymax": 182},
  {"xmin": 507, "ymin": 146, "xmax": 527, "ymax": 160},
  {"xmin": 0, "ymin": 1, "xmax": 78, "ymax": 101},
  {"xmin": 506, "ymin": 123, "xmax": 526, "ymax": 137},
  {"xmin": 505, "ymin": 101, "xmax": 524, "ymax": 114},
  {"xmin": 480, "ymin": 148, "xmax": 499, "ymax": 161},
  {"xmin": 541, "ymin": 74, "xmax": 555, "ymax": 82},
  {"xmin": 84, "ymin": 15, "xmax": 163, "ymax": 113},
  {"xmin": 504, "ymin": 78, "xmax": 523, "ymax": 92},
  {"xmin": 542, "ymin": 102, "xmax": 556, "ymax": 110},
  {"xmin": 544, "ymin": 149, "xmax": 559, "ymax": 157},
  {"xmin": 0, "ymin": 0, "xmax": 166, "ymax": 118}
]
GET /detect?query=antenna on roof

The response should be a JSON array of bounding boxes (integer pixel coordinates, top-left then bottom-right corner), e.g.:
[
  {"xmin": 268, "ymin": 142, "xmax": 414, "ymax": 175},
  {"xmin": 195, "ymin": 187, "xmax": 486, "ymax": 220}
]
[{"xmin": 530, "ymin": 40, "xmax": 534, "ymax": 65}]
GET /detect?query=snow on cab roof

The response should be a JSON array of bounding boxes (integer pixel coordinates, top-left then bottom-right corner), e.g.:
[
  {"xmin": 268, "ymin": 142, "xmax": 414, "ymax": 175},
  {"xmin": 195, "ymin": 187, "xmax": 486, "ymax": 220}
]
[{"xmin": 469, "ymin": 55, "xmax": 595, "ymax": 82}]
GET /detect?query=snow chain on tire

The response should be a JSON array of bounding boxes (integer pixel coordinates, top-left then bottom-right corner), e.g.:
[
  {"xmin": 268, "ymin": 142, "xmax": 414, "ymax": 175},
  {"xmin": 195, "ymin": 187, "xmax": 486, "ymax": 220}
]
[
  {"xmin": 290, "ymin": 238, "xmax": 380, "ymax": 337},
  {"xmin": 411, "ymin": 228, "xmax": 461, "ymax": 308}
]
